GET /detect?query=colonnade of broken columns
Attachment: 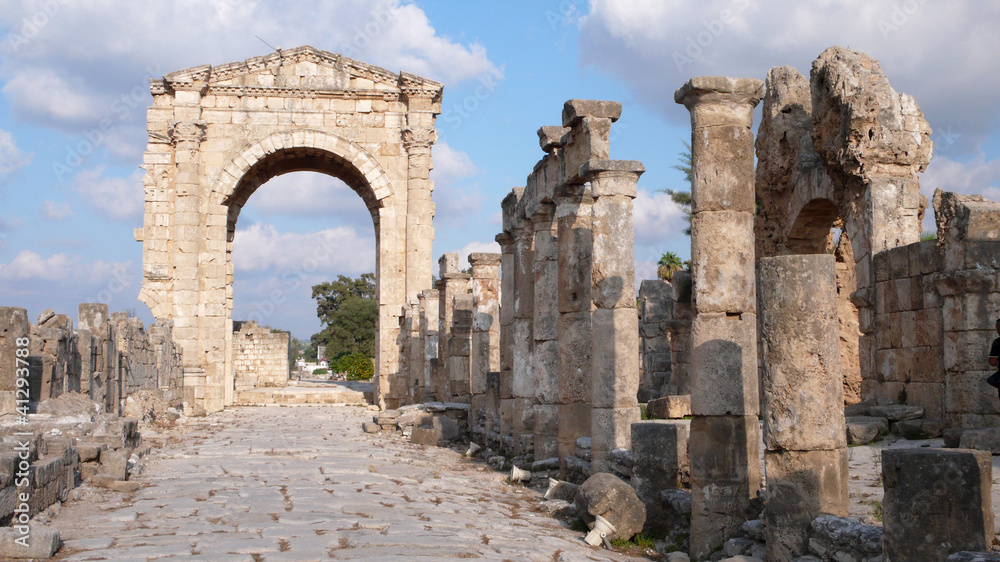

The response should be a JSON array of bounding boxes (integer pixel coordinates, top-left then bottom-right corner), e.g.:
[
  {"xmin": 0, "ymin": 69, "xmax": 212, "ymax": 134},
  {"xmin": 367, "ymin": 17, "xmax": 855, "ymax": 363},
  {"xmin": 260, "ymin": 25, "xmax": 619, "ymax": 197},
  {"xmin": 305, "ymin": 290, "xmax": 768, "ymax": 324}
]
[
  {"xmin": 396, "ymin": 99, "xmax": 645, "ymax": 476},
  {"xmin": 394, "ymin": 71, "xmax": 994, "ymax": 562}
]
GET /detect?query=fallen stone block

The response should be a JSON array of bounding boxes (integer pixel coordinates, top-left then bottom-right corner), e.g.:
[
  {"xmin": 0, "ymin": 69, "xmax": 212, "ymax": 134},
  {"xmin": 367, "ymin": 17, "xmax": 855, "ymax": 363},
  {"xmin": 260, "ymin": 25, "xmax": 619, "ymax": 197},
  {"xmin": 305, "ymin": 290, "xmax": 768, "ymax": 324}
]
[
  {"xmin": 99, "ymin": 449, "xmax": 129, "ymax": 481},
  {"xmin": 0, "ymin": 526, "xmax": 61, "ymax": 558},
  {"xmin": 531, "ymin": 457, "xmax": 559, "ymax": 472},
  {"xmin": 892, "ymin": 419, "xmax": 944, "ymax": 439},
  {"xmin": 538, "ymin": 499, "xmax": 576, "ymax": 517},
  {"xmin": 808, "ymin": 515, "xmax": 882, "ymax": 561},
  {"xmin": 944, "ymin": 428, "xmax": 965, "ymax": 448},
  {"xmin": 741, "ymin": 519, "xmax": 765, "ymax": 542},
  {"xmin": 882, "ymin": 448, "xmax": 993, "ymax": 561},
  {"xmin": 361, "ymin": 422, "xmax": 380, "ymax": 434},
  {"xmin": 867, "ymin": 404, "xmax": 923, "ymax": 421},
  {"xmin": 397, "ymin": 410, "xmax": 432, "ymax": 428},
  {"xmin": 574, "ymin": 472, "xmax": 646, "ymax": 541},
  {"xmin": 844, "ymin": 400, "xmax": 874, "ymax": 417},
  {"xmin": 646, "ymin": 395, "xmax": 692, "ymax": 419},
  {"xmin": 544, "ymin": 480, "xmax": 578, "ymax": 502},
  {"xmin": 410, "ymin": 416, "xmax": 460, "ymax": 447},
  {"xmin": 76, "ymin": 443, "xmax": 105, "ymax": 463},
  {"xmin": 960, "ymin": 427, "xmax": 1000, "ymax": 454},
  {"xmin": 846, "ymin": 416, "xmax": 889, "ymax": 445},
  {"xmin": 565, "ymin": 455, "xmax": 591, "ymax": 478}
]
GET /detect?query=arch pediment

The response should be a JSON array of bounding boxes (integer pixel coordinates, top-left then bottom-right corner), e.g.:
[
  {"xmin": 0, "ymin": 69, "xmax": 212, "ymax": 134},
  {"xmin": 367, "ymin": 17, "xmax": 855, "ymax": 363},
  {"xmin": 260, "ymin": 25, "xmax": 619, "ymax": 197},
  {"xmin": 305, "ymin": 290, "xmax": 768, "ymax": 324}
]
[{"xmin": 152, "ymin": 45, "xmax": 443, "ymax": 101}]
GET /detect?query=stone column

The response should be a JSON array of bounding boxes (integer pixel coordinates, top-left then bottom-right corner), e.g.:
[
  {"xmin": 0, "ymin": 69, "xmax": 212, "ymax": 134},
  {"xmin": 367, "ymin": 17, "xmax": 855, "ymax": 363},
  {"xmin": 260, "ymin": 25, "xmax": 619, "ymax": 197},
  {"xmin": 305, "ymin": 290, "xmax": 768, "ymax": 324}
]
[
  {"xmin": 417, "ymin": 289, "xmax": 439, "ymax": 403},
  {"xmin": 531, "ymin": 206, "xmax": 560, "ymax": 460},
  {"xmin": 882, "ymin": 448, "xmax": 993, "ymax": 562},
  {"xmin": 496, "ymin": 227, "xmax": 517, "ymax": 453},
  {"xmin": 0, "ymin": 307, "xmax": 29, "ymax": 413},
  {"xmin": 469, "ymin": 253, "xmax": 501, "ymax": 438},
  {"xmin": 405, "ymin": 298, "xmax": 422, "ymax": 405},
  {"xmin": 556, "ymin": 185, "xmax": 593, "ymax": 469},
  {"xmin": 402, "ymin": 117, "xmax": 437, "ymax": 301},
  {"xmin": 511, "ymin": 206, "xmax": 536, "ymax": 455},
  {"xmin": 448, "ymin": 293, "xmax": 473, "ymax": 402},
  {"xmin": 758, "ymin": 255, "xmax": 848, "ymax": 560},
  {"xmin": 436, "ymin": 253, "xmax": 469, "ymax": 402},
  {"xmin": 583, "ymin": 159, "xmax": 643, "ymax": 474},
  {"xmin": 78, "ymin": 303, "xmax": 109, "ymax": 400},
  {"xmin": 676, "ymin": 76, "xmax": 764, "ymax": 559}
]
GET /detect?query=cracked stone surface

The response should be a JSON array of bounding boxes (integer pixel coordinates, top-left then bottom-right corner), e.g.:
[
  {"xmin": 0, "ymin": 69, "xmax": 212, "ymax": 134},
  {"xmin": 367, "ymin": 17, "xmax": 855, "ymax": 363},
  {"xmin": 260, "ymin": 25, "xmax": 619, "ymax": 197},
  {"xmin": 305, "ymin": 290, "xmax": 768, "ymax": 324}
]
[{"xmin": 51, "ymin": 405, "xmax": 639, "ymax": 561}]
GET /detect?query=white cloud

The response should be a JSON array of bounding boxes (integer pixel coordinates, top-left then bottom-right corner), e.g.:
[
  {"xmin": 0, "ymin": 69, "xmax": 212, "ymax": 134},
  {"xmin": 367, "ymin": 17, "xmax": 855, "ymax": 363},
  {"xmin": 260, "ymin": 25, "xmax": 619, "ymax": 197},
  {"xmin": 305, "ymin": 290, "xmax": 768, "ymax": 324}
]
[
  {"xmin": 245, "ymin": 172, "xmax": 372, "ymax": 226},
  {"xmin": 0, "ymin": 130, "xmax": 32, "ymax": 177},
  {"xmin": 633, "ymin": 188, "xmax": 687, "ymax": 247},
  {"xmin": 232, "ymin": 222, "xmax": 375, "ymax": 275},
  {"xmin": 0, "ymin": 1, "xmax": 498, "ymax": 133},
  {"xmin": 40, "ymin": 200, "xmax": 74, "ymax": 221},
  {"xmin": 0, "ymin": 250, "xmax": 129, "ymax": 283},
  {"xmin": 579, "ymin": 1, "xmax": 1000, "ymax": 153},
  {"xmin": 73, "ymin": 168, "xmax": 144, "ymax": 221},
  {"xmin": 431, "ymin": 141, "xmax": 482, "ymax": 223},
  {"xmin": 451, "ymin": 240, "xmax": 502, "ymax": 273}
]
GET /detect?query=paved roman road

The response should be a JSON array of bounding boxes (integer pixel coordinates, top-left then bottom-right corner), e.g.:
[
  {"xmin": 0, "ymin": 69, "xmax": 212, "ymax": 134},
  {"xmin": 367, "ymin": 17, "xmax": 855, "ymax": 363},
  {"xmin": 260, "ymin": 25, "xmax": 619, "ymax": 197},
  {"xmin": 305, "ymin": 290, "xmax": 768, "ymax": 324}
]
[{"xmin": 50, "ymin": 405, "xmax": 638, "ymax": 561}]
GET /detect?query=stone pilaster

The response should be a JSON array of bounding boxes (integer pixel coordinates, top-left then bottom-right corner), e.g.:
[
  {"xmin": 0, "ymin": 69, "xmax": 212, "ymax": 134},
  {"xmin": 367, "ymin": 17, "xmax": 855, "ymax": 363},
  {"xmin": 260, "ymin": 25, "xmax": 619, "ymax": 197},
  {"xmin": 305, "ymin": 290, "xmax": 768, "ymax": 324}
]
[
  {"xmin": 556, "ymin": 186, "xmax": 593, "ymax": 470},
  {"xmin": 496, "ymin": 224, "xmax": 518, "ymax": 453},
  {"xmin": 531, "ymin": 206, "xmax": 560, "ymax": 460},
  {"xmin": 448, "ymin": 293, "xmax": 473, "ymax": 401},
  {"xmin": 469, "ymin": 253, "xmax": 501, "ymax": 439},
  {"xmin": 403, "ymin": 120, "xmax": 437, "ymax": 301},
  {"xmin": 582, "ymin": 159, "xmax": 643, "ymax": 474},
  {"xmin": 436, "ymin": 253, "xmax": 469, "ymax": 403},
  {"xmin": 511, "ymin": 207, "xmax": 536, "ymax": 455},
  {"xmin": 676, "ymin": 75, "xmax": 764, "ymax": 559},
  {"xmin": 417, "ymin": 289, "xmax": 439, "ymax": 403},
  {"xmin": 758, "ymin": 255, "xmax": 848, "ymax": 560}
]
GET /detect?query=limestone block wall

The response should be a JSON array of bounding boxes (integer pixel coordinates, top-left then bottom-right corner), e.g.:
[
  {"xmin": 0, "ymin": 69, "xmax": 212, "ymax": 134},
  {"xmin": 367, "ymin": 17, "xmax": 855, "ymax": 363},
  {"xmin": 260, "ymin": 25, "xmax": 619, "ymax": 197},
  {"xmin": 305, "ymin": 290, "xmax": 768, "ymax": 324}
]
[
  {"xmin": 637, "ymin": 277, "xmax": 693, "ymax": 402},
  {"xmin": 232, "ymin": 321, "xmax": 290, "ymax": 392},
  {"xmin": 867, "ymin": 191, "xmax": 1000, "ymax": 428}
]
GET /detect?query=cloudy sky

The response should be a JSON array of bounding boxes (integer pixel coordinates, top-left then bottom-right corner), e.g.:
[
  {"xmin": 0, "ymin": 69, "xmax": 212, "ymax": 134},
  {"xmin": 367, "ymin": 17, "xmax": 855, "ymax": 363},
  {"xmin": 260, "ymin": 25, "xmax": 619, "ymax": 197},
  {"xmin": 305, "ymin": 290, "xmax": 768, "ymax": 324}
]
[{"xmin": 1, "ymin": 0, "xmax": 998, "ymax": 339}]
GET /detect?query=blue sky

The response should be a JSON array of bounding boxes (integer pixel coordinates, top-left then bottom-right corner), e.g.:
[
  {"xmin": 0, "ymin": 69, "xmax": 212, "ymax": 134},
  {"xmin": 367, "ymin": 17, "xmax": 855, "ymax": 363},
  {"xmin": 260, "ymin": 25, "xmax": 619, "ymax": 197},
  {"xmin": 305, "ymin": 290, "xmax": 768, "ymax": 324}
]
[{"xmin": 1, "ymin": 0, "xmax": 998, "ymax": 339}]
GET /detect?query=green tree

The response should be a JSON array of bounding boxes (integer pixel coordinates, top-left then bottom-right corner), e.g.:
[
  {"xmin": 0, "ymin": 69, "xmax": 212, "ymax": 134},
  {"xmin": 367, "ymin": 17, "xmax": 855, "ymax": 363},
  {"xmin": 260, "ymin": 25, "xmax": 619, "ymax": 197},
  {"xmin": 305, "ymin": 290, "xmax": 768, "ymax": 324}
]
[
  {"xmin": 657, "ymin": 252, "xmax": 684, "ymax": 281},
  {"xmin": 659, "ymin": 141, "xmax": 693, "ymax": 236},
  {"xmin": 310, "ymin": 273, "xmax": 377, "ymax": 358}
]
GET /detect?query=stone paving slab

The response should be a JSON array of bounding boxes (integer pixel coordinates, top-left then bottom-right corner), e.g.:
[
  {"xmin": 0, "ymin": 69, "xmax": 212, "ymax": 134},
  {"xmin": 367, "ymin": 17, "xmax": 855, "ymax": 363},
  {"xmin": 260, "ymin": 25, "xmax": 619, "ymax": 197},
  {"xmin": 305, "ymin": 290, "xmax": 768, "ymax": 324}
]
[{"xmin": 51, "ymin": 405, "xmax": 637, "ymax": 561}]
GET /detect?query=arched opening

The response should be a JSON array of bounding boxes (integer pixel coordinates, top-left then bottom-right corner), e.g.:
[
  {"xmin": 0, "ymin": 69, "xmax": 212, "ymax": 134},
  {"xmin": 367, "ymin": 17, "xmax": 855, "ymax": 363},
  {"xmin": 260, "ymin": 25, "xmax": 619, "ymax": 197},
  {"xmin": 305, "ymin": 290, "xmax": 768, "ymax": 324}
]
[
  {"xmin": 202, "ymin": 133, "xmax": 402, "ymax": 409},
  {"xmin": 228, "ymin": 169, "xmax": 376, "ymax": 398},
  {"xmin": 784, "ymin": 197, "xmax": 863, "ymax": 404}
]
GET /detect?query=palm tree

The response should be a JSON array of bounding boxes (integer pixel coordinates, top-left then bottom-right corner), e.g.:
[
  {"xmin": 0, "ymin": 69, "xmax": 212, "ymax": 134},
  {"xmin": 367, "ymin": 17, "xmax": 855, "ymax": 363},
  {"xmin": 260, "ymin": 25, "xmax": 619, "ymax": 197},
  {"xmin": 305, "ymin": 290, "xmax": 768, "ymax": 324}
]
[
  {"xmin": 657, "ymin": 252, "xmax": 684, "ymax": 282},
  {"xmin": 660, "ymin": 141, "xmax": 693, "ymax": 236}
]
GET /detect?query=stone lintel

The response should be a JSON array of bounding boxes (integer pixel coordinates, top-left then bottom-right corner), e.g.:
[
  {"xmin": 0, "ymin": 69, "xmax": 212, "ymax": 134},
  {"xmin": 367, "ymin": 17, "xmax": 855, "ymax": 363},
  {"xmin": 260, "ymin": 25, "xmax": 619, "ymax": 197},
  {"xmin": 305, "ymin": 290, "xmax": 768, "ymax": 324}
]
[
  {"xmin": 538, "ymin": 126, "xmax": 571, "ymax": 153},
  {"xmin": 561, "ymin": 99, "xmax": 622, "ymax": 127},
  {"xmin": 674, "ymin": 76, "xmax": 765, "ymax": 108}
]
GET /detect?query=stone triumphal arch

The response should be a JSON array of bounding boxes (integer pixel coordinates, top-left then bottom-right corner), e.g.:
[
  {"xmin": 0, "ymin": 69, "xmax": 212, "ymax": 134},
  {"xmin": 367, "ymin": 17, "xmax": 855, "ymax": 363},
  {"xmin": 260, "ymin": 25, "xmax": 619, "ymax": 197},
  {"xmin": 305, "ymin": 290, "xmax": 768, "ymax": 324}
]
[{"xmin": 137, "ymin": 46, "xmax": 442, "ymax": 413}]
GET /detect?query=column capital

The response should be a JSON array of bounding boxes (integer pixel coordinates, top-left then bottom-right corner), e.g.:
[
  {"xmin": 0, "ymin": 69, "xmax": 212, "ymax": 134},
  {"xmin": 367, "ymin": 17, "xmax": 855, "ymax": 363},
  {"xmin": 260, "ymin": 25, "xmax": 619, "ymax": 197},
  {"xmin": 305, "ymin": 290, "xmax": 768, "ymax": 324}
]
[
  {"xmin": 169, "ymin": 120, "xmax": 206, "ymax": 145},
  {"xmin": 495, "ymin": 232, "xmax": 515, "ymax": 251},
  {"xmin": 469, "ymin": 252, "xmax": 502, "ymax": 268},
  {"xmin": 674, "ymin": 76, "xmax": 765, "ymax": 109},
  {"xmin": 580, "ymin": 159, "xmax": 644, "ymax": 198},
  {"xmin": 403, "ymin": 126, "xmax": 438, "ymax": 152}
]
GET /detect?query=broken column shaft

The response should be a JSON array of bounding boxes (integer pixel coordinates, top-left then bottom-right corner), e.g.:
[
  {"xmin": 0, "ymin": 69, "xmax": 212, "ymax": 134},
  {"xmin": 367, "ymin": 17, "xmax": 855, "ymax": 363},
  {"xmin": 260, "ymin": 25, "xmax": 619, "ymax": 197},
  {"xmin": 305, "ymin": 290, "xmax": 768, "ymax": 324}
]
[
  {"xmin": 531, "ymin": 206, "xmax": 560, "ymax": 460},
  {"xmin": 469, "ymin": 252, "xmax": 501, "ymax": 439},
  {"xmin": 676, "ymin": 76, "xmax": 764, "ymax": 560},
  {"xmin": 758, "ymin": 254, "xmax": 849, "ymax": 560}
]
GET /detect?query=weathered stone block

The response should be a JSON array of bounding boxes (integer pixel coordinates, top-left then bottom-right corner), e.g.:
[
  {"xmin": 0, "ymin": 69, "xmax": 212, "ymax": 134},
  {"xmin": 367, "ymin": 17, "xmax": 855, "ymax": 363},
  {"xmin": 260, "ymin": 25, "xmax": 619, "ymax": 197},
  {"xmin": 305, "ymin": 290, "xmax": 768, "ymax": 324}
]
[
  {"xmin": 591, "ymin": 308, "xmax": 639, "ymax": 409},
  {"xmin": 590, "ymin": 407, "xmax": 639, "ymax": 471},
  {"xmin": 574, "ymin": 472, "xmax": 645, "ymax": 541},
  {"xmin": 882, "ymin": 448, "xmax": 993, "ymax": 562},
  {"xmin": 631, "ymin": 421, "xmax": 688, "ymax": 525},
  {"xmin": 646, "ymin": 395, "xmax": 691, "ymax": 419},
  {"xmin": 764, "ymin": 448, "xmax": 849, "ymax": 561},
  {"xmin": 691, "ymin": 211, "xmax": 756, "ymax": 314},
  {"xmin": 0, "ymin": 308, "xmax": 29, "ymax": 394},
  {"xmin": 845, "ymin": 416, "xmax": 888, "ymax": 445},
  {"xmin": 690, "ymin": 313, "xmax": 759, "ymax": 416}
]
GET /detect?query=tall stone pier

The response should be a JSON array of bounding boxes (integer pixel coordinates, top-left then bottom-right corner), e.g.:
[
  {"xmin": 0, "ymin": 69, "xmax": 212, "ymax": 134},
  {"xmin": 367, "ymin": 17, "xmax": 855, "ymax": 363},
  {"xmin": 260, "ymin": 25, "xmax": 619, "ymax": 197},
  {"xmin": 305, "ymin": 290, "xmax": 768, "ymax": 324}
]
[
  {"xmin": 511, "ymin": 197, "xmax": 536, "ymax": 455},
  {"xmin": 584, "ymin": 159, "xmax": 643, "ymax": 473},
  {"xmin": 469, "ymin": 253, "xmax": 501, "ymax": 437},
  {"xmin": 676, "ymin": 76, "xmax": 764, "ymax": 559},
  {"xmin": 758, "ymin": 254, "xmax": 848, "ymax": 560},
  {"xmin": 556, "ymin": 183, "xmax": 593, "ymax": 468}
]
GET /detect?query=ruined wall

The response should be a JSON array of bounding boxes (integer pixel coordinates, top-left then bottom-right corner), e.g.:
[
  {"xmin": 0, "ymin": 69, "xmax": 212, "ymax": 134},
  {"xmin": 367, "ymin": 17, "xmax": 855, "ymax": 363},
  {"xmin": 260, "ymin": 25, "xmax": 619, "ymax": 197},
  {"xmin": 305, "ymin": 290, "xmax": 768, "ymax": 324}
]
[
  {"xmin": 232, "ymin": 321, "xmax": 290, "ymax": 392},
  {"xmin": 867, "ymin": 190, "xmax": 1000, "ymax": 428},
  {"xmin": 1, "ymin": 304, "xmax": 182, "ymax": 414},
  {"xmin": 637, "ymin": 277, "xmax": 693, "ymax": 402}
]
